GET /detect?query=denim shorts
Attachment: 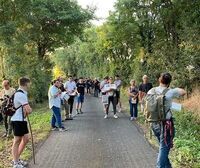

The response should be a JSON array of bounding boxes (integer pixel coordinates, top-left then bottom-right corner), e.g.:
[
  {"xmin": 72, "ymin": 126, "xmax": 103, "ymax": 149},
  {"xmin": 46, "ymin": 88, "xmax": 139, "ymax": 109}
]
[{"xmin": 76, "ymin": 95, "xmax": 84, "ymax": 103}]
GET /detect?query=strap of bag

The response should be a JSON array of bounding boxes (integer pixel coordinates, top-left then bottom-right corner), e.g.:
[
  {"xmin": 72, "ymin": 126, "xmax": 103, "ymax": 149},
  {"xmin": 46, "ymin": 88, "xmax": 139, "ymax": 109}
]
[
  {"xmin": 162, "ymin": 88, "xmax": 169, "ymax": 95},
  {"xmin": 15, "ymin": 90, "xmax": 25, "ymax": 120}
]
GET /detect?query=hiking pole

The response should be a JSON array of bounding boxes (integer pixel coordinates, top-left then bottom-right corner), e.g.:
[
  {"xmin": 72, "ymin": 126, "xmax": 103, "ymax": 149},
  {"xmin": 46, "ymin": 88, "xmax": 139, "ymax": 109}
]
[{"xmin": 27, "ymin": 115, "xmax": 36, "ymax": 164}]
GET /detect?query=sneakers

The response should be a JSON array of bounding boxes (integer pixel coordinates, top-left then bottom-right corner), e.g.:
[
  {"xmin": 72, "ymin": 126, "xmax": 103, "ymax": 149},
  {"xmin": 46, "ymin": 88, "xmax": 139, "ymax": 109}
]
[
  {"xmin": 19, "ymin": 160, "xmax": 28, "ymax": 167},
  {"xmin": 76, "ymin": 110, "xmax": 80, "ymax": 115},
  {"xmin": 130, "ymin": 117, "xmax": 137, "ymax": 121},
  {"xmin": 12, "ymin": 161, "xmax": 26, "ymax": 168},
  {"xmin": 113, "ymin": 114, "xmax": 118, "ymax": 119},
  {"xmin": 104, "ymin": 114, "xmax": 108, "ymax": 119},
  {"xmin": 80, "ymin": 109, "xmax": 83, "ymax": 114},
  {"xmin": 59, "ymin": 127, "xmax": 67, "ymax": 132},
  {"xmin": 118, "ymin": 108, "xmax": 122, "ymax": 113},
  {"xmin": 69, "ymin": 114, "xmax": 73, "ymax": 120},
  {"xmin": 51, "ymin": 126, "xmax": 58, "ymax": 131}
]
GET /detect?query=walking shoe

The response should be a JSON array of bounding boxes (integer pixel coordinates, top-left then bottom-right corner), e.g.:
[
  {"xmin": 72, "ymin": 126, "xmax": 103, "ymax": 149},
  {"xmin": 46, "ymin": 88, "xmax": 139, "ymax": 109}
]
[
  {"xmin": 69, "ymin": 114, "xmax": 73, "ymax": 119},
  {"xmin": 65, "ymin": 118, "xmax": 73, "ymax": 120},
  {"xmin": 104, "ymin": 114, "xmax": 108, "ymax": 119},
  {"xmin": 76, "ymin": 109, "xmax": 80, "ymax": 115},
  {"xmin": 59, "ymin": 127, "xmax": 67, "ymax": 132},
  {"xmin": 130, "ymin": 117, "xmax": 135, "ymax": 121},
  {"xmin": 19, "ymin": 160, "xmax": 28, "ymax": 167},
  {"xmin": 118, "ymin": 108, "xmax": 122, "ymax": 113},
  {"xmin": 80, "ymin": 109, "xmax": 83, "ymax": 114},
  {"xmin": 51, "ymin": 126, "xmax": 58, "ymax": 131},
  {"xmin": 113, "ymin": 114, "xmax": 118, "ymax": 119},
  {"xmin": 13, "ymin": 162, "xmax": 25, "ymax": 168}
]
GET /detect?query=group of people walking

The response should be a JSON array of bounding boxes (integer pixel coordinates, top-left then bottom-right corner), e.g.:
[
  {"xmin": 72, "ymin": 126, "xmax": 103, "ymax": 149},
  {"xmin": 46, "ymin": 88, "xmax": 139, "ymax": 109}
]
[{"xmin": 0, "ymin": 72, "xmax": 187, "ymax": 168}]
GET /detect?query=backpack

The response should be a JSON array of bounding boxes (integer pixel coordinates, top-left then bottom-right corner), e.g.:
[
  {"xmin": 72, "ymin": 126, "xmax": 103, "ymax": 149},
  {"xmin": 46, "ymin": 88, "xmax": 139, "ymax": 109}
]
[
  {"xmin": 2, "ymin": 90, "xmax": 24, "ymax": 116},
  {"xmin": 144, "ymin": 88, "xmax": 169, "ymax": 122}
]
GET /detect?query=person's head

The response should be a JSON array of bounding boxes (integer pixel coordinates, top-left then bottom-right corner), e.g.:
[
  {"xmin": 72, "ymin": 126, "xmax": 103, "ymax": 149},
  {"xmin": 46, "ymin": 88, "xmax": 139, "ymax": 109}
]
[
  {"xmin": 2, "ymin": 80, "xmax": 10, "ymax": 90},
  {"xmin": 68, "ymin": 75, "xmax": 73, "ymax": 82},
  {"xmin": 79, "ymin": 77, "xmax": 83, "ymax": 83},
  {"xmin": 109, "ymin": 77, "xmax": 113, "ymax": 84},
  {"xmin": 115, "ymin": 75, "xmax": 120, "ymax": 80},
  {"xmin": 159, "ymin": 73, "xmax": 172, "ymax": 87},
  {"xmin": 52, "ymin": 79, "xmax": 60, "ymax": 88},
  {"xmin": 142, "ymin": 75, "xmax": 148, "ymax": 83},
  {"xmin": 130, "ymin": 79, "xmax": 136, "ymax": 86},
  {"xmin": 57, "ymin": 76, "xmax": 64, "ymax": 83},
  {"xmin": 104, "ymin": 76, "xmax": 109, "ymax": 82},
  {"xmin": 18, "ymin": 77, "xmax": 31, "ymax": 91}
]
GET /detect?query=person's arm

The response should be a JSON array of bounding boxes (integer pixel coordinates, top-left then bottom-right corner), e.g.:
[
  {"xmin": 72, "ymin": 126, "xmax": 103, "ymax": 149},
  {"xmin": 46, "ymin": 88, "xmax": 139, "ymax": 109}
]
[
  {"xmin": 173, "ymin": 88, "xmax": 186, "ymax": 97},
  {"xmin": 138, "ymin": 84, "xmax": 143, "ymax": 102},
  {"xmin": 23, "ymin": 104, "xmax": 32, "ymax": 117}
]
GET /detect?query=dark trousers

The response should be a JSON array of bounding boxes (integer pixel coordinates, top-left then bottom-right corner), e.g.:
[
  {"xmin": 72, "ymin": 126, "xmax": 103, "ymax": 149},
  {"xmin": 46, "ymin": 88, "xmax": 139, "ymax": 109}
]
[
  {"xmin": 68, "ymin": 96, "xmax": 75, "ymax": 114},
  {"xmin": 129, "ymin": 101, "xmax": 138, "ymax": 118},
  {"xmin": 3, "ymin": 114, "xmax": 12, "ymax": 135},
  {"xmin": 107, "ymin": 96, "xmax": 117, "ymax": 115},
  {"xmin": 94, "ymin": 89, "xmax": 99, "ymax": 97}
]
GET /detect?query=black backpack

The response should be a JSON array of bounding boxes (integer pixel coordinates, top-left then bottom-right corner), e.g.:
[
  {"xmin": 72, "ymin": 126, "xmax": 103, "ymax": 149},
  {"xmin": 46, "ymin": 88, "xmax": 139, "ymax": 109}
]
[{"xmin": 2, "ymin": 90, "xmax": 24, "ymax": 116}]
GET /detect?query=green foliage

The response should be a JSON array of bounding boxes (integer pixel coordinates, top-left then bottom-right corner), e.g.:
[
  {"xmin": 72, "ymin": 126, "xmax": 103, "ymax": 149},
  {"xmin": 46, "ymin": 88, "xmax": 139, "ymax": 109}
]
[
  {"xmin": 171, "ymin": 111, "xmax": 200, "ymax": 168},
  {"xmin": 0, "ymin": 0, "xmax": 94, "ymax": 102}
]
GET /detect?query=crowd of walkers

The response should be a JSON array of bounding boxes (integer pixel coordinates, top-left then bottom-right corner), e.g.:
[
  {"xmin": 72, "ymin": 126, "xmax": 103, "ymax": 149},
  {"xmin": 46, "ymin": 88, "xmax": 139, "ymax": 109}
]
[{"xmin": 0, "ymin": 72, "xmax": 186, "ymax": 168}]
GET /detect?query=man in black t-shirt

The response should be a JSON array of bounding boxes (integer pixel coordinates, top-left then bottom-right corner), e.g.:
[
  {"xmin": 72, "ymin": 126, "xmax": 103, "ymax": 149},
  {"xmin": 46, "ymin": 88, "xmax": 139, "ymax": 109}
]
[
  {"xmin": 139, "ymin": 75, "xmax": 153, "ymax": 112},
  {"xmin": 76, "ymin": 77, "xmax": 85, "ymax": 114}
]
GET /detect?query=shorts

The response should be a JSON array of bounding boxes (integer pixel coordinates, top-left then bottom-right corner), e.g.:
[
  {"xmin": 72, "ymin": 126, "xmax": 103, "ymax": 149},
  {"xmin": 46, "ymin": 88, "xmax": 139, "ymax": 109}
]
[
  {"xmin": 76, "ymin": 95, "xmax": 84, "ymax": 103},
  {"xmin": 11, "ymin": 121, "xmax": 29, "ymax": 137}
]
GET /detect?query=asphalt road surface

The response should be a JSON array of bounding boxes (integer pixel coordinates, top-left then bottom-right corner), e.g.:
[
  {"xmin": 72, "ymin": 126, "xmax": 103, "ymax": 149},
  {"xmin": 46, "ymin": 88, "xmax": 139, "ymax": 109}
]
[{"xmin": 29, "ymin": 95, "xmax": 157, "ymax": 168}]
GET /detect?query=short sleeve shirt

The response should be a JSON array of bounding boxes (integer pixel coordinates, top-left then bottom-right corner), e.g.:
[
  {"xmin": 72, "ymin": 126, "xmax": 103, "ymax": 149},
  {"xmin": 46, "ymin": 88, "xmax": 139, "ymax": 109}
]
[
  {"xmin": 139, "ymin": 83, "xmax": 153, "ymax": 93},
  {"xmin": 48, "ymin": 85, "xmax": 61, "ymax": 109},
  {"xmin": 76, "ymin": 83, "xmax": 85, "ymax": 95},
  {"xmin": 11, "ymin": 89, "xmax": 29, "ymax": 122},
  {"xmin": 64, "ymin": 81, "xmax": 77, "ymax": 94}
]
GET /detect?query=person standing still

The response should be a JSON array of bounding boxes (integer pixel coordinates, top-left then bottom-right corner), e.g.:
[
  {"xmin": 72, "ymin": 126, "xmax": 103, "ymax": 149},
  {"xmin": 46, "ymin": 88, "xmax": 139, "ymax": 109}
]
[
  {"xmin": 64, "ymin": 76, "xmax": 77, "ymax": 120},
  {"xmin": 11, "ymin": 77, "xmax": 32, "ymax": 168},
  {"xmin": 139, "ymin": 75, "xmax": 153, "ymax": 113},
  {"xmin": 128, "ymin": 80, "xmax": 139, "ymax": 121},
  {"xmin": 103, "ymin": 77, "xmax": 118, "ymax": 119},
  {"xmin": 48, "ymin": 80, "xmax": 66, "ymax": 132},
  {"xmin": 76, "ymin": 77, "xmax": 85, "ymax": 114},
  {"xmin": 0, "ymin": 80, "xmax": 15, "ymax": 138},
  {"xmin": 148, "ymin": 73, "xmax": 186, "ymax": 168}
]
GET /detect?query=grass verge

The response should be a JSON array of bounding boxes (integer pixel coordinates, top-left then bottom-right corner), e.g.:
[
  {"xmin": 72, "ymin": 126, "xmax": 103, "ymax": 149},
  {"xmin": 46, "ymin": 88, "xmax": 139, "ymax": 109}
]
[{"xmin": 0, "ymin": 102, "xmax": 51, "ymax": 168}]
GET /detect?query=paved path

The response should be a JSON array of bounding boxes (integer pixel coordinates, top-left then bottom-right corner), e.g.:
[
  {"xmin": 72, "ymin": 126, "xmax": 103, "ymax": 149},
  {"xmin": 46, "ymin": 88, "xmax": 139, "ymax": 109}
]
[{"xmin": 29, "ymin": 95, "xmax": 157, "ymax": 168}]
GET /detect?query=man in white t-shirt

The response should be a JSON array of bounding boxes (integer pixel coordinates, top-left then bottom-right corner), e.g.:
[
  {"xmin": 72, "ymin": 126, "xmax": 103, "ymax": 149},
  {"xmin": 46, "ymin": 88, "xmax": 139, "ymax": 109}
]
[
  {"xmin": 11, "ymin": 77, "xmax": 32, "ymax": 168},
  {"xmin": 148, "ymin": 73, "xmax": 186, "ymax": 168},
  {"xmin": 64, "ymin": 76, "xmax": 77, "ymax": 120},
  {"xmin": 0, "ymin": 80, "xmax": 15, "ymax": 137}
]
